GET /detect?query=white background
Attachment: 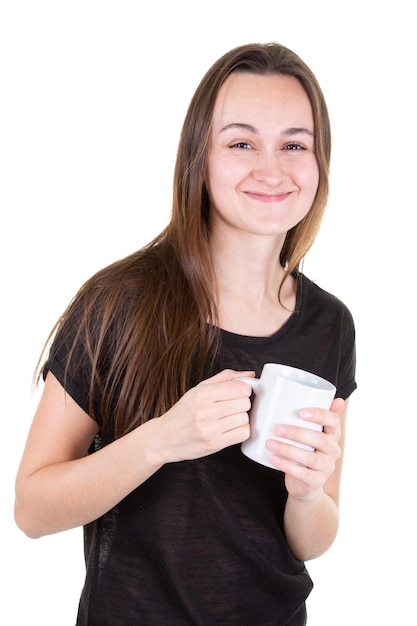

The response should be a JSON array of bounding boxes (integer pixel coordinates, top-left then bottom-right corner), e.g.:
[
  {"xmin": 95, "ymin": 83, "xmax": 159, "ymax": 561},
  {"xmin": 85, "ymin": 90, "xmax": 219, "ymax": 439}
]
[{"xmin": 1, "ymin": 1, "xmax": 416, "ymax": 624}]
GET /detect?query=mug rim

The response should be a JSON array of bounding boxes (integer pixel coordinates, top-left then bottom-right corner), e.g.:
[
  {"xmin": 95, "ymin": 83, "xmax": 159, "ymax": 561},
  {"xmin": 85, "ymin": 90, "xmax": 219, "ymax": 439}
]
[{"xmin": 263, "ymin": 363, "xmax": 336, "ymax": 392}]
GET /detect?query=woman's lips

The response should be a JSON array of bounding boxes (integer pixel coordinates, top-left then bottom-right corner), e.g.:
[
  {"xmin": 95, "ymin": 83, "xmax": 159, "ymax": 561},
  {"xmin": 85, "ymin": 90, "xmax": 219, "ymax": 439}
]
[{"xmin": 244, "ymin": 190, "xmax": 292, "ymax": 203}]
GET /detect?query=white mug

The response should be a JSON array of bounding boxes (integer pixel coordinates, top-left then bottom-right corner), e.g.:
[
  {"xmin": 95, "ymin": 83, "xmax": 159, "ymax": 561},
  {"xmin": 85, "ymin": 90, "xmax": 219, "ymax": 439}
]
[{"xmin": 239, "ymin": 363, "xmax": 336, "ymax": 470}]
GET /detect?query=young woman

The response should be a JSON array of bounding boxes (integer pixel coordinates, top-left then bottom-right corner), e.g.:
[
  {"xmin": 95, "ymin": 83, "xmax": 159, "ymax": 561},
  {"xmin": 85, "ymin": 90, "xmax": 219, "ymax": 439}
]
[{"xmin": 15, "ymin": 42, "xmax": 357, "ymax": 625}]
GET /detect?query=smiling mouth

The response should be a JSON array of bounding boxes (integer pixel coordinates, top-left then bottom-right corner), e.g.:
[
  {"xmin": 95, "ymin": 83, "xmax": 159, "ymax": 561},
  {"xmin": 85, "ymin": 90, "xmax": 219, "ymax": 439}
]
[{"xmin": 244, "ymin": 190, "xmax": 292, "ymax": 203}]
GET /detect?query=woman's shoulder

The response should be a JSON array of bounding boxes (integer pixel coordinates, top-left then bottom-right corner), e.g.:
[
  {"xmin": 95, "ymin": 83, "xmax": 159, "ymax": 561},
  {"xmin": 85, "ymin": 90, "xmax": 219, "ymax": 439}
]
[{"xmin": 298, "ymin": 272, "xmax": 355, "ymax": 323}]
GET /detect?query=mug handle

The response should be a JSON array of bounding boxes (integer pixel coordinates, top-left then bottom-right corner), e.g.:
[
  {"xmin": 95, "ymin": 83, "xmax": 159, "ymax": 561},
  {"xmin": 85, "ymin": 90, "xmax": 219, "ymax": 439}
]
[{"xmin": 236, "ymin": 376, "xmax": 261, "ymax": 392}]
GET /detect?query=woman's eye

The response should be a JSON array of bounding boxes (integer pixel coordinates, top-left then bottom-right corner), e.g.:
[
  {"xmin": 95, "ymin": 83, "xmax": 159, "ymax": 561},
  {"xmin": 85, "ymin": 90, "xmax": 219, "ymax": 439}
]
[
  {"xmin": 284, "ymin": 143, "xmax": 306, "ymax": 151},
  {"xmin": 230, "ymin": 141, "xmax": 252, "ymax": 150}
]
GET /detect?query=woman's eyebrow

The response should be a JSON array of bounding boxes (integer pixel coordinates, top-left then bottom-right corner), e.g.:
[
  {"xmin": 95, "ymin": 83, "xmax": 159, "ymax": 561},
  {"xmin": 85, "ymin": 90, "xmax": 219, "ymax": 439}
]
[
  {"xmin": 219, "ymin": 122, "xmax": 257, "ymax": 133},
  {"xmin": 283, "ymin": 127, "xmax": 314, "ymax": 137},
  {"xmin": 219, "ymin": 123, "xmax": 314, "ymax": 137}
]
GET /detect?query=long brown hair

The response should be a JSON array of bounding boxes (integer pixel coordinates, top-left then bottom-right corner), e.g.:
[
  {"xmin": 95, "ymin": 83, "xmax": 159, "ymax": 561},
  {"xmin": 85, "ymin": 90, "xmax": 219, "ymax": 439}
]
[{"xmin": 36, "ymin": 42, "xmax": 331, "ymax": 437}]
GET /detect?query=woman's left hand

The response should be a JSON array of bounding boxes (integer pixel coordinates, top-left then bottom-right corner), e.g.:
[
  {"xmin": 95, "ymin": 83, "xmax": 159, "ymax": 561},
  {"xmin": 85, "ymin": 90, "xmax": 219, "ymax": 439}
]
[{"xmin": 265, "ymin": 397, "xmax": 345, "ymax": 499}]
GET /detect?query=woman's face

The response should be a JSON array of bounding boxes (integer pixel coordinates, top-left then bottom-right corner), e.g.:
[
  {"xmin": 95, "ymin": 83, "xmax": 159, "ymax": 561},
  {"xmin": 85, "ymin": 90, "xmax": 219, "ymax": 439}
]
[{"xmin": 206, "ymin": 72, "xmax": 319, "ymax": 243}]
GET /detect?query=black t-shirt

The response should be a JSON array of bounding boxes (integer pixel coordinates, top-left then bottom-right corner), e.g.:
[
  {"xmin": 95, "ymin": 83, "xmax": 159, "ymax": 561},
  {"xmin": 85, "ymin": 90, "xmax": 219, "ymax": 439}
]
[{"xmin": 45, "ymin": 273, "xmax": 357, "ymax": 625}]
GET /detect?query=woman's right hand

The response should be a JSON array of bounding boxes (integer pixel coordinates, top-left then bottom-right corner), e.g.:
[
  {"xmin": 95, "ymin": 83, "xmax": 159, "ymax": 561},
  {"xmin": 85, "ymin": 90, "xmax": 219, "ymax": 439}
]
[{"xmin": 154, "ymin": 369, "xmax": 254, "ymax": 463}]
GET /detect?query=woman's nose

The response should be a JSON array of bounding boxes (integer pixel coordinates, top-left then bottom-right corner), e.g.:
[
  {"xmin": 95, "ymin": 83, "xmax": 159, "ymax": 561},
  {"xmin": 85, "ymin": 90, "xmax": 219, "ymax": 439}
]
[{"xmin": 252, "ymin": 151, "xmax": 286, "ymax": 186}]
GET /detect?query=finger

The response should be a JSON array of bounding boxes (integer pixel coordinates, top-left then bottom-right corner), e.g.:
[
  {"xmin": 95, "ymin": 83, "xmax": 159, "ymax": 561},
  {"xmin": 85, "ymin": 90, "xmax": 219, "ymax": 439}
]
[
  {"xmin": 267, "ymin": 438, "xmax": 336, "ymax": 477},
  {"xmin": 269, "ymin": 452, "xmax": 325, "ymax": 488},
  {"xmin": 271, "ymin": 418, "xmax": 341, "ymax": 458},
  {"xmin": 300, "ymin": 406, "xmax": 339, "ymax": 430},
  {"xmin": 220, "ymin": 410, "xmax": 251, "ymax": 434},
  {"xmin": 203, "ymin": 395, "xmax": 251, "ymax": 423},
  {"xmin": 267, "ymin": 439, "xmax": 317, "ymax": 471},
  {"xmin": 200, "ymin": 369, "xmax": 255, "ymax": 385},
  {"xmin": 194, "ymin": 379, "xmax": 254, "ymax": 404},
  {"xmin": 330, "ymin": 397, "xmax": 345, "ymax": 414}
]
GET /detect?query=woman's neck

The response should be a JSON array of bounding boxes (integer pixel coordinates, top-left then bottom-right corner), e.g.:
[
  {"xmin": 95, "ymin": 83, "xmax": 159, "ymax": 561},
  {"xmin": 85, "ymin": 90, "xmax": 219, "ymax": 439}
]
[{"xmin": 210, "ymin": 235, "xmax": 297, "ymax": 336}]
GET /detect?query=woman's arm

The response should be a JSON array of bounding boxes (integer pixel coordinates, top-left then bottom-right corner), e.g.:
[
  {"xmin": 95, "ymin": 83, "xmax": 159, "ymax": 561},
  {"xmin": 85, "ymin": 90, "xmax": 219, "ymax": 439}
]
[
  {"xmin": 266, "ymin": 397, "xmax": 348, "ymax": 560},
  {"xmin": 15, "ymin": 370, "xmax": 252, "ymax": 538}
]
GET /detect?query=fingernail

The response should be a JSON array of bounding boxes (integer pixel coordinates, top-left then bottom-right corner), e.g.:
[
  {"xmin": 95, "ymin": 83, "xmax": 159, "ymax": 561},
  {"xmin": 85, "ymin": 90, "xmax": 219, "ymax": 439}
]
[
  {"xmin": 300, "ymin": 409, "xmax": 313, "ymax": 419},
  {"xmin": 274, "ymin": 424, "xmax": 287, "ymax": 436},
  {"xmin": 267, "ymin": 439, "xmax": 280, "ymax": 451}
]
